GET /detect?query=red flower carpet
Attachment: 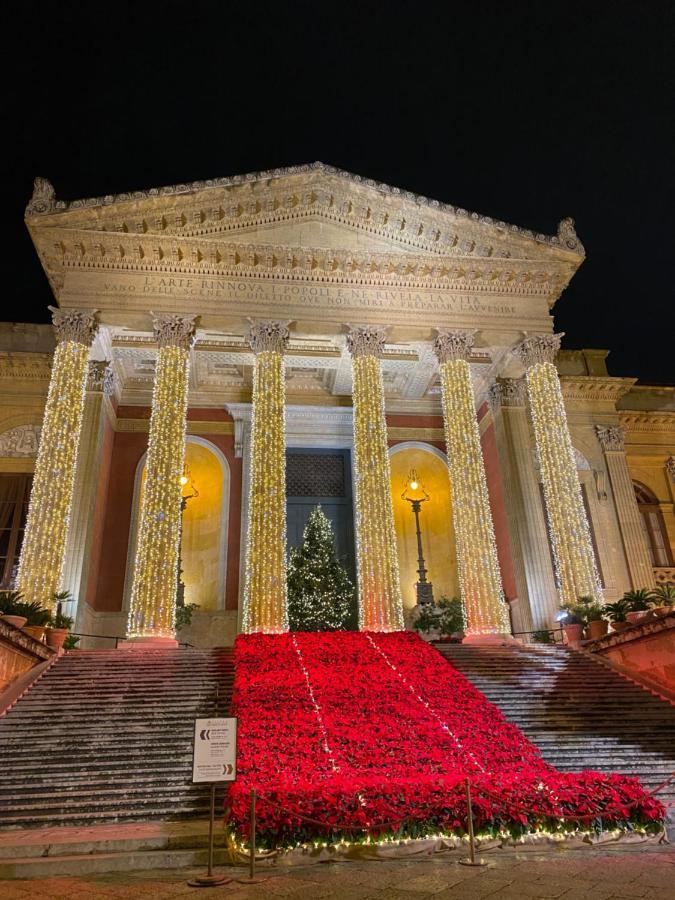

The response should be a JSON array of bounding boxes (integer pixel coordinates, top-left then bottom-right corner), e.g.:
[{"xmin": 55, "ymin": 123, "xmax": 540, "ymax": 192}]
[{"xmin": 228, "ymin": 632, "xmax": 663, "ymax": 847}]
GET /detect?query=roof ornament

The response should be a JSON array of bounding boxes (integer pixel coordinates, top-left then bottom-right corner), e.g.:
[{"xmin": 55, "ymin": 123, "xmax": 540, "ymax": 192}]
[
  {"xmin": 26, "ymin": 177, "xmax": 56, "ymax": 216},
  {"xmin": 557, "ymin": 217, "xmax": 583, "ymax": 253}
]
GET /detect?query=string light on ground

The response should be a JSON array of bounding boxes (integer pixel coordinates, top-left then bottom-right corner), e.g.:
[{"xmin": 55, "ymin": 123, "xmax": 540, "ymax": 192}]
[
  {"xmin": 17, "ymin": 308, "xmax": 98, "ymax": 609},
  {"xmin": 515, "ymin": 334, "xmax": 602, "ymax": 604},
  {"xmin": 127, "ymin": 315, "xmax": 196, "ymax": 639},
  {"xmin": 347, "ymin": 326, "xmax": 405, "ymax": 632},
  {"xmin": 433, "ymin": 330, "xmax": 510, "ymax": 635},
  {"xmin": 242, "ymin": 321, "xmax": 290, "ymax": 634}
]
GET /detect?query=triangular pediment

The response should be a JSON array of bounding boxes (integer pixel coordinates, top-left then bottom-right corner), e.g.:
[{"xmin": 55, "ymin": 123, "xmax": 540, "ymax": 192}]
[{"xmin": 26, "ymin": 162, "xmax": 584, "ymax": 263}]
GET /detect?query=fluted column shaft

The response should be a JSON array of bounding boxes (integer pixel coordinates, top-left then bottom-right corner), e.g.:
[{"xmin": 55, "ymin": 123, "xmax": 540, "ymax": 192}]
[
  {"xmin": 17, "ymin": 308, "xmax": 98, "ymax": 610},
  {"xmin": 242, "ymin": 321, "xmax": 289, "ymax": 634},
  {"xmin": 127, "ymin": 315, "xmax": 196, "ymax": 639},
  {"xmin": 347, "ymin": 326, "xmax": 404, "ymax": 632},
  {"xmin": 516, "ymin": 334, "xmax": 602, "ymax": 604},
  {"xmin": 434, "ymin": 330, "xmax": 510, "ymax": 635},
  {"xmin": 596, "ymin": 425, "xmax": 654, "ymax": 589}
]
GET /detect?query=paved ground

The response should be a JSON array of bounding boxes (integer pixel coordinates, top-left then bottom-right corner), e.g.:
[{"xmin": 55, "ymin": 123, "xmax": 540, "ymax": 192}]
[{"xmin": 1, "ymin": 846, "xmax": 674, "ymax": 899}]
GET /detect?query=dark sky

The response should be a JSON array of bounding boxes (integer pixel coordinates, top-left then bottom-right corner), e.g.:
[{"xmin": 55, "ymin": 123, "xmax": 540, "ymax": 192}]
[{"xmin": 5, "ymin": 2, "xmax": 674, "ymax": 383}]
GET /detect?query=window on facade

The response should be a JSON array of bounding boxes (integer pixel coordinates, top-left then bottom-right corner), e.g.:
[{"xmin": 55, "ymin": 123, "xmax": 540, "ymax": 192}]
[
  {"xmin": 634, "ymin": 482, "xmax": 672, "ymax": 567},
  {"xmin": 0, "ymin": 474, "xmax": 32, "ymax": 588}
]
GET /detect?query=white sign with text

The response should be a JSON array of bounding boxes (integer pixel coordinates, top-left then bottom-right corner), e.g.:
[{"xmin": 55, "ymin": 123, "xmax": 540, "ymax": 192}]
[{"xmin": 192, "ymin": 717, "xmax": 237, "ymax": 783}]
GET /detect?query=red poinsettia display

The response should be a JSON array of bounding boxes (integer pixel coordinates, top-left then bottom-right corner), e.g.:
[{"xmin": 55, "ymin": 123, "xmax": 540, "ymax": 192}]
[{"xmin": 228, "ymin": 631, "xmax": 663, "ymax": 846}]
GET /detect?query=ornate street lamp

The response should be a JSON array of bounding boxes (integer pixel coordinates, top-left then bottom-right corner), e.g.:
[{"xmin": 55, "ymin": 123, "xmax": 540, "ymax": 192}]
[
  {"xmin": 176, "ymin": 464, "xmax": 199, "ymax": 608},
  {"xmin": 402, "ymin": 468, "xmax": 434, "ymax": 607}
]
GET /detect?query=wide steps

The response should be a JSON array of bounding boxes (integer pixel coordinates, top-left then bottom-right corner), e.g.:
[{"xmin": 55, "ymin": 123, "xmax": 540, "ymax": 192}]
[{"xmin": 0, "ymin": 647, "xmax": 233, "ymax": 828}]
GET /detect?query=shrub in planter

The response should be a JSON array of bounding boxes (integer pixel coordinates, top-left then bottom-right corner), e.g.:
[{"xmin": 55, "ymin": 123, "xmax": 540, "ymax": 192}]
[
  {"xmin": 605, "ymin": 598, "xmax": 631, "ymax": 632},
  {"xmin": 413, "ymin": 596, "xmax": 465, "ymax": 642},
  {"xmin": 0, "ymin": 591, "xmax": 46, "ymax": 631},
  {"xmin": 651, "ymin": 584, "xmax": 675, "ymax": 617},
  {"xmin": 46, "ymin": 610, "xmax": 75, "ymax": 651},
  {"xmin": 623, "ymin": 588, "xmax": 656, "ymax": 624},
  {"xmin": 584, "ymin": 601, "xmax": 609, "ymax": 640}
]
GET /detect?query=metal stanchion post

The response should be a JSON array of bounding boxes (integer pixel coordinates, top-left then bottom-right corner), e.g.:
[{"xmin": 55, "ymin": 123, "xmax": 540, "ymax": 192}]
[
  {"xmin": 459, "ymin": 778, "xmax": 488, "ymax": 867},
  {"xmin": 237, "ymin": 788, "xmax": 266, "ymax": 884},
  {"xmin": 188, "ymin": 783, "xmax": 231, "ymax": 887}
]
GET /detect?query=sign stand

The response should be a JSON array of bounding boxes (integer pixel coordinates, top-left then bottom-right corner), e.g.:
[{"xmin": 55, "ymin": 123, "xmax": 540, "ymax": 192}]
[
  {"xmin": 459, "ymin": 778, "xmax": 488, "ymax": 867},
  {"xmin": 188, "ymin": 715, "xmax": 238, "ymax": 888}
]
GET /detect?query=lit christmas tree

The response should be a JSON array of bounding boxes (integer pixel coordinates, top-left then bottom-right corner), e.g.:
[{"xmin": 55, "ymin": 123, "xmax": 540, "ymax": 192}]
[{"xmin": 287, "ymin": 505, "xmax": 356, "ymax": 631}]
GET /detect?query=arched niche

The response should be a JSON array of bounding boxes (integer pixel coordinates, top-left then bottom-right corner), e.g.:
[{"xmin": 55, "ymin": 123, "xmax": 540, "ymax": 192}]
[
  {"xmin": 124, "ymin": 436, "xmax": 230, "ymax": 613},
  {"xmin": 388, "ymin": 442, "xmax": 459, "ymax": 611}
]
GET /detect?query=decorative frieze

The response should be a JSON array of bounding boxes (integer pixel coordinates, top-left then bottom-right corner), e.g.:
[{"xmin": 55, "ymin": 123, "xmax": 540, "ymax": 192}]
[
  {"xmin": 432, "ymin": 329, "xmax": 476, "ymax": 364},
  {"xmin": 247, "ymin": 320, "xmax": 290, "ymax": 355},
  {"xmin": 595, "ymin": 425, "xmax": 625, "ymax": 452},
  {"xmin": 346, "ymin": 325, "xmax": 387, "ymax": 359},
  {"xmin": 514, "ymin": 333, "xmax": 563, "ymax": 368},
  {"xmin": 152, "ymin": 314, "xmax": 197, "ymax": 350},
  {"xmin": 49, "ymin": 306, "xmax": 99, "ymax": 346},
  {"xmin": 0, "ymin": 423, "xmax": 41, "ymax": 457}
]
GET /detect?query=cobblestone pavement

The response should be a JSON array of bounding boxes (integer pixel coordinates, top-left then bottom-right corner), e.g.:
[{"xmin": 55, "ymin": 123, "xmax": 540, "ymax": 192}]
[{"xmin": 1, "ymin": 846, "xmax": 674, "ymax": 900}]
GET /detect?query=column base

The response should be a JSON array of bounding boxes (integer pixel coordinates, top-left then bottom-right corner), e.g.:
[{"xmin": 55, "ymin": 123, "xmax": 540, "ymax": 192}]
[
  {"xmin": 117, "ymin": 637, "xmax": 179, "ymax": 649},
  {"xmin": 463, "ymin": 632, "xmax": 515, "ymax": 646}
]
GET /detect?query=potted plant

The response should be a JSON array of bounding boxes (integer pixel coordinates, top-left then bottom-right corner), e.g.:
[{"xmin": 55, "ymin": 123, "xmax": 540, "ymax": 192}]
[
  {"xmin": 651, "ymin": 584, "xmax": 675, "ymax": 617},
  {"xmin": 45, "ymin": 590, "xmax": 75, "ymax": 651},
  {"xmin": 604, "ymin": 598, "xmax": 631, "ymax": 632},
  {"xmin": 22, "ymin": 601, "xmax": 52, "ymax": 641},
  {"xmin": 623, "ymin": 588, "xmax": 655, "ymax": 624},
  {"xmin": 413, "ymin": 596, "xmax": 465, "ymax": 643},
  {"xmin": 584, "ymin": 601, "xmax": 609, "ymax": 640},
  {"xmin": 0, "ymin": 590, "xmax": 29, "ymax": 629},
  {"xmin": 558, "ymin": 602, "xmax": 585, "ymax": 647}
]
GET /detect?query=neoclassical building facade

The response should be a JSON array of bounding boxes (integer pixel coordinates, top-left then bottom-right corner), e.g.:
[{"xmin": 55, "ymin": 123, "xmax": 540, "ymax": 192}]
[{"xmin": 1, "ymin": 163, "xmax": 673, "ymax": 645}]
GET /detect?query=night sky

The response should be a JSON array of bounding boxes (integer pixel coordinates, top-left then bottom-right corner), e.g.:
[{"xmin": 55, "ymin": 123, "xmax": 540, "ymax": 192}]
[{"xmin": 5, "ymin": 2, "xmax": 674, "ymax": 384}]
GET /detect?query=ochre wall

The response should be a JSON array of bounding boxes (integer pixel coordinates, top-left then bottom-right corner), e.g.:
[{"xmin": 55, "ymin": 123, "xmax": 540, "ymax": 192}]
[
  {"xmin": 92, "ymin": 409, "xmax": 242, "ymax": 614},
  {"xmin": 389, "ymin": 444, "xmax": 459, "ymax": 610}
]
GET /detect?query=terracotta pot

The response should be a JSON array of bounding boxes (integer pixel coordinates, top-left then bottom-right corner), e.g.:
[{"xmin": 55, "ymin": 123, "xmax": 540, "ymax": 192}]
[
  {"xmin": 587, "ymin": 619, "xmax": 608, "ymax": 640},
  {"xmin": 654, "ymin": 605, "xmax": 673, "ymax": 618},
  {"xmin": 563, "ymin": 623, "xmax": 584, "ymax": 647},
  {"xmin": 626, "ymin": 611, "xmax": 647, "ymax": 625},
  {"xmin": 1, "ymin": 614, "xmax": 28, "ymax": 630},
  {"xmin": 45, "ymin": 627, "xmax": 69, "ymax": 650},
  {"xmin": 23, "ymin": 625, "xmax": 46, "ymax": 642},
  {"xmin": 610, "ymin": 621, "xmax": 630, "ymax": 632}
]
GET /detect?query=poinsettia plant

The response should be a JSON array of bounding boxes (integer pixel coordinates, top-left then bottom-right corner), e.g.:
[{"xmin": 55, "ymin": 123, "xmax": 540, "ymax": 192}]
[{"xmin": 227, "ymin": 631, "xmax": 663, "ymax": 847}]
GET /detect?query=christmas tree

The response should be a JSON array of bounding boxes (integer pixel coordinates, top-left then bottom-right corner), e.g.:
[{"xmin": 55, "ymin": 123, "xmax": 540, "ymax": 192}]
[{"xmin": 287, "ymin": 505, "xmax": 356, "ymax": 631}]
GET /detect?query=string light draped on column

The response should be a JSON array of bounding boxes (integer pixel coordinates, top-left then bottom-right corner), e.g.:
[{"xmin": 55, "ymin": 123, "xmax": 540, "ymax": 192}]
[
  {"xmin": 347, "ymin": 326, "xmax": 404, "ymax": 632},
  {"xmin": 17, "ymin": 307, "xmax": 99, "ymax": 610},
  {"xmin": 433, "ymin": 329, "xmax": 511, "ymax": 635},
  {"xmin": 127, "ymin": 314, "xmax": 196, "ymax": 639},
  {"xmin": 515, "ymin": 333, "xmax": 602, "ymax": 605},
  {"xmin": 242, "ymin": 320, "xmax": 290, "ymax": 634}
]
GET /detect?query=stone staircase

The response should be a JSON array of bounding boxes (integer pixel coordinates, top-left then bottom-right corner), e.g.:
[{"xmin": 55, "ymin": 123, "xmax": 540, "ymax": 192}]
[
  {"xmin": 437, "ymin": 641, "xmax": 675, "ymax": 823},
  {"xmin": 0, "ymin": 647, "xmax": 234, "ymax": 829}
]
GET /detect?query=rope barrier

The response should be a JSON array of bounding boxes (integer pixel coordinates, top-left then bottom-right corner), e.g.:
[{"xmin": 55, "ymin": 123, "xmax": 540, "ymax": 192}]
[{"xmin": 229, "ymin": 769, "xmax": 674, "ymax": 836}]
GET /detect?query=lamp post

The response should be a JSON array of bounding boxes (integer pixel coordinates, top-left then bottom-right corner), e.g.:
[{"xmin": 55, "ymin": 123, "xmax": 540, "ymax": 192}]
[{"xmin": 402, "ymin": 469, "xmax": 434, "ymax": 607}]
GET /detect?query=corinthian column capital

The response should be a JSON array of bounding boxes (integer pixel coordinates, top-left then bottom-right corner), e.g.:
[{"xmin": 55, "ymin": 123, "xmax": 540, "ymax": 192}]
[
  {"xmin": 596, "ymin": 424, "xmax": 625, "ymax": 452},
  {"xmin": 152, "ymin": 313, "xmax": 197, "ymax": 350},
  {"xmin": 49, "ymin": 306, "xmax": 99, "ymax": 346},
  {"xmin": 433, "ymin": 328, "xmax": 476, "ymax": 364},
  {"xmin": 86, "ymin": 360, "xmax": 115, "ymax": 394},
  {"xmin": 514, "ymin": 333, "xmax": 563, "ymax": 368},
  {"xmin": 247, "ymin": 319, "xmax": 290, "ymax": 355},
  {"xmin": 346, "ymin": 324, "xmax": 387, "ymax": 358},
  {"xmin": 488, "ymin": 378, "xmax": 528, "ymax": 411},
  {"xmin": 665, "ymin": 456, "xmax": 675, "ymax": 480}
]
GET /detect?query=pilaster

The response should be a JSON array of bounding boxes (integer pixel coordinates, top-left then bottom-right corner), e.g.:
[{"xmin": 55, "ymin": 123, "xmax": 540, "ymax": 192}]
[{"xmin": 596, "ymin": 425, "xmax": 655, "ymax": 589}]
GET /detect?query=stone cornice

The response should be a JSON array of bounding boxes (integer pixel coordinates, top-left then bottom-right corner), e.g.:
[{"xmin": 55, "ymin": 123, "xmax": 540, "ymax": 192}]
[
  {"xmin": 25, "ymin": 163, "xmax": 584, "ymax": 261},
  {"xmin": 619, "ymin": 410, "xmax": 675, "ymax": 433},
  {"xmin": 559, "ymin": 376, "xmax": 637, "ymax": 402},
  {"xmin": 0, "ymin": 354, "xmax": 52, "ymax": 380},
  {"xmin": 36, "ymin": 227, "xmax": 574, "ymax": 300}
]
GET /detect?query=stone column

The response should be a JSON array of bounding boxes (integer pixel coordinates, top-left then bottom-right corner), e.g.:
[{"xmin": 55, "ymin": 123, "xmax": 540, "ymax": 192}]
[
  {"xmin": 433, "ymin": 330, "xmax": 511, "ymax": 635},
  {"xmin": 126, "ymin": 315, "xmax": 196, "ymax": 641},
  {"xmin": 17, "ymin": 307, "xmax": 98, "ymax": 610},
  {"xmin": 347, "ymin": 326, "xmax": 404, "ymax": 632},
  {"xmin": 596, "ymin": 425, "xmax": 654, "ymax": 589},
  {"xmin": 489, "ymin": 379, "xmax": 559, "ymax": 629},
  {"xmin": 242, "ymin": 321, "xmax": 290, "ymax": 634},
  {"xmin": 61, "ymin": 361, "xmax": 115, "ymax": 627},
  {"xmin": 515, "ymin": 334, "xmax": 602, "ymax": 604}
]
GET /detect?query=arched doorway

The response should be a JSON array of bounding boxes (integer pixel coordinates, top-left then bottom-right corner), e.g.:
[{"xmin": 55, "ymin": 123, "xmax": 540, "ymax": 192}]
[{"xmin": 388, "ymin": 442, "xmax": 459, "ymax": 612}]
